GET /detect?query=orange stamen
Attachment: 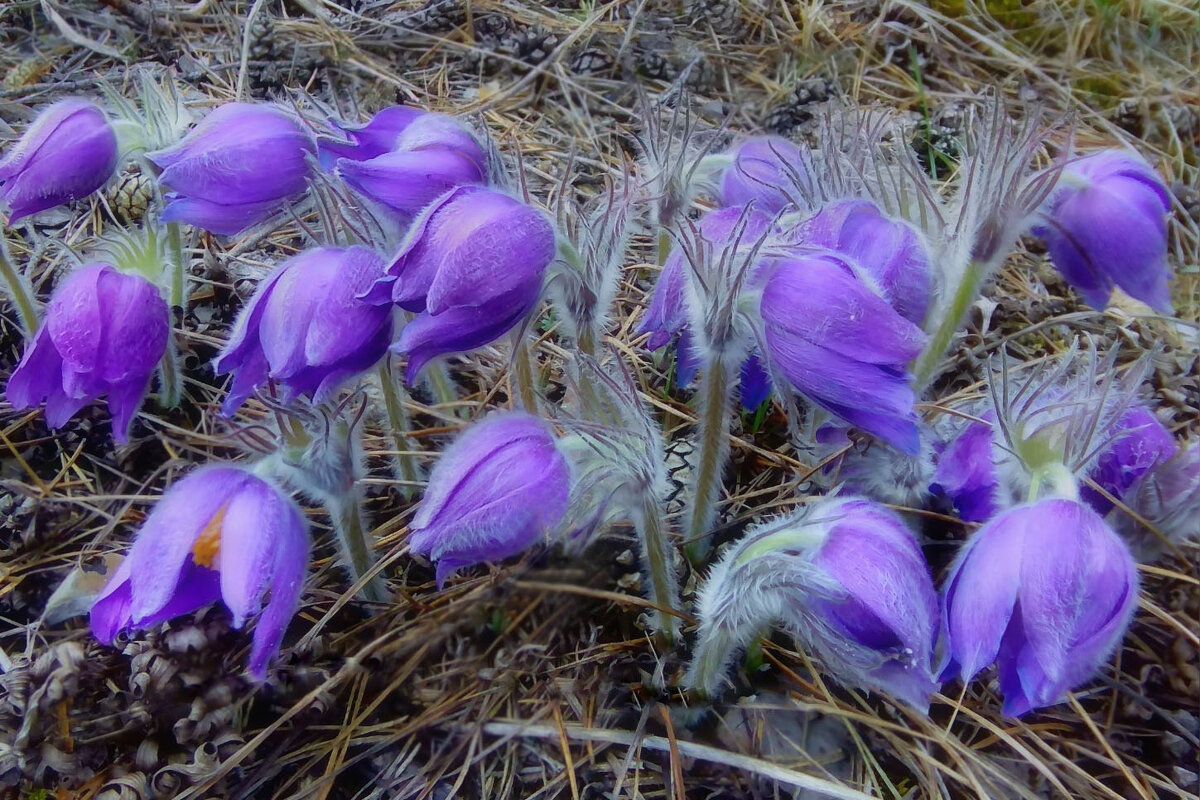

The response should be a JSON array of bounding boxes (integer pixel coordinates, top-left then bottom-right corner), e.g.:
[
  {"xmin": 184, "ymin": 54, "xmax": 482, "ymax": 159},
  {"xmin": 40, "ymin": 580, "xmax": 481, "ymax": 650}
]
[{"xmin": 191, "ymin": 504, "xmax": 228, "ymax": 568}]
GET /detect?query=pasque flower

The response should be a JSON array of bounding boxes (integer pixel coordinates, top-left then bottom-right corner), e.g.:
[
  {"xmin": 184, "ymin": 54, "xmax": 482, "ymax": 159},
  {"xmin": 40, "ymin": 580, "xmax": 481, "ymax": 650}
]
[
  {"xmin": 323, "ymin": 106, "xmax": 486, "ymax": 217},
  {"xmin": 1114, "ymin": 443, "xmax": 1199, "ymax": 559},
  {"xmin": 409, "ymin": 413, "xmax": 570, "ymax": 587},
  {"xmin": 364, "ymin": 186, "xmax": 556, "ymax": 382},
  {"xmin": 214, "ymin": 246, "xmax": 392, "ymax": 415},
  {"xmin": 6, "ymin": 263, "xmax": 168, "ymax": 443},
  {"xmin": 940, "ymin": 498, "xmax": 1138, "ymax": 716},
  {"xmin": 718, "ymin": 135, "xmax": 811, "ymax": 215},
  {"xmin": 90, "ymin": 466, "xmax": 310, "ymax": 680},
  {"xmin": 759, "ymin": 253, "xmax": 927, "ymax": 454},
  {"xmin": 687, "ymin": 497, "xmax": 940, "ymax": 709},
  {"xmin": 1080, "ymin": 405, "xmax": 1175, "ymax": 514},
  {"xmin": 0, "ymin": 99, "xmax": 118, "ymax": 222},
  {"xmin": 1035, "ymin": 150, "xmax": 1172, "ymax": 312},
  {"xmin": 147, "ymin": 102, "xmax": 315, "ymax": 235},
  {"xmin": 791, "ymin": 198, "xmax": 932, "ymax": 325}
]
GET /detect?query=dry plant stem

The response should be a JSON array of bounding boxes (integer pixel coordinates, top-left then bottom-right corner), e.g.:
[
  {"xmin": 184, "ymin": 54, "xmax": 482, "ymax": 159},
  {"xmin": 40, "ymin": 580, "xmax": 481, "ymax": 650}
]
[
  {"xmin": 685, "ymin": 354, "xmax": 732, "ymax": 563},
  {"xmin": 327, "ymin": 490, "xmax": 389, "ymax": 606},
  {"xmin": 633, "ymin": 490, "xmax": 680, "ymax": 645},
  {"xmin": 0, "ymin": 240, "xmax": 38, "ymax": 337},
  {"xmin": 512, "ymin": 330, "xmax": 539, "ymax": 413},
  {"xmin": 914, "ymin": 259, "xmax": 986, "ymax": 391},
  {"xmin": 378, "ymin": 361, "xmax": 422, "ymax": 499}
]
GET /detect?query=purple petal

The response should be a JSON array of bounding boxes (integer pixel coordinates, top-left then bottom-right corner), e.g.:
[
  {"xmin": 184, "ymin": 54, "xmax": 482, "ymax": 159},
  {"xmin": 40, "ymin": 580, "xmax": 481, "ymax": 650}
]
[
  {"xmin": 89, "ymin": 557, "xmax": 134, "ymax": 643},
  {"xmin": 160, "ymin": 195, "xmax": 286, "ymax": 236},
  {"xmin": 316, "ymin": 105, "xmax": 424, "ymax": 167},
  {"xmin": 219, "ymin": 344, "xmax": 270, "ymax": 417},
  {"xmin": 638, "ymin": 250, "xmax": 688, "ymax": 349},
  {"xmin": 94, "ymin": 268, "xmax": 170, "ymax": 383},
  {"xmin": 106, "ymin": 375, "xmax": 153, "ymax": 443},
  {"xmin": 337, "ymin": 149, "xmax": 486, "ymax": 218},
  {"xmin": 1082, "ymin": 406, "xmax": 1175, "ymax": 513},
  {"xmin": 719, "ymin": 136, "xmax": 811, "ymax": 214},
  {"xmin": 213, "ymin": 264, "xmax": 290, "ymax": 376},
  {"xmin": 675, "ymin": 329, "xmax": 700, "ymax": 387},
  {"xmin": 92, "ymin": 557, "xmax": 223, "ymax": 642},
  {"xmin": 45, "ymin": 264, "xmax": 106, "ymax": 376},
  {"xmin": 931, "ymin": 420, "xmax": 1000, "ymax": 522},
  {"xmin": 5, "ymin": 324, "xmax": 65, "ymax": 412},
  {"xmin": 247, "ymin": 494, "xmax": 309, "ymax": 680},
  {"xmin": 256, "ymin": 251, "xmax": 339, "ymax": 379},
  {"xmin": 738, "ymin": 352, "xmax": 773, "ymax": 411}
]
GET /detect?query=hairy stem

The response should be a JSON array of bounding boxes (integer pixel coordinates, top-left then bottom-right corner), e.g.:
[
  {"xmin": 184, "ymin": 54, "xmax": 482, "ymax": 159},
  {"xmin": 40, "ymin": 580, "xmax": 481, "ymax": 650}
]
[
  {"xmin": 156, "ymin": 223, "xmax": 188, "ymax": 409},
  {"xmin": 684, "ymin": 622, "xmax": 739, "ymax": 699},
  {"xmin": 633, "ymin": 490, "xmax": 681, "ymax": 646},
  {"xmin": 424, "ymin": 361, "xmax": 461, "ymax": 417},
  {"xmin": 378, "ymin": 361, "xmax": 423, "ymax": 499},
  {"xmin": 685, "ymin": 354, "xmax": 732, "ymax": 563},
  {"xmin": 512, "ymin": 330, "xmax": 539, "ymax": 413},
  {"xmin": 328, "ymin": 490, "xmax": 389, "ymax": 606},
  {"xmin": 913, "ymin": 259, "xmax": 986, "ymax": 391},
  {"xmin": 656, "ymin": 229, "xmax": 672, "ymax": 266},
  {"xmin": 0, "ymin": 238, "xmax": 38, "ymax": 337},
  {"xmin": 156, "ymin": 322, "xmax": 183, "ymax": 408}
]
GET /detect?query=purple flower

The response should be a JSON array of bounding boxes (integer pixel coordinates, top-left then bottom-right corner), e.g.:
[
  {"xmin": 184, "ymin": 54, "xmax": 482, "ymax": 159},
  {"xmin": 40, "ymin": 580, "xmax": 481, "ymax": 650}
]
[
  {"xmin": 1114, "ymin": 443, "xmax": 1199, "ymax": 558},
  {"xmin": 760, "ymin": 253, "xmax": 926, "ymax": 454},
  {"xmin": 931, "ymin": 417, "xmax": 1000, "ymax": 522},
  {"xmin": 6, "ymin": 264, "xmax": 167, "ymax": 443},
  {"xmin": 365, "ymin": 187, "xmax": 556, "ymax": 382},
  {"xmin": 1036, "ymin": 150, "xmax": 1172, "ymax": 313},
  {"xmin": 940, "ymin": 498, "xmax": 1138, "ymax": 716},
  {"xmin": 688, "ymin": 497, "xmax": 939, "ymax": 709},
  {"xmin": 791, "ymin": 199, "xmax": 932, "ymax": 325},
  {"xmin": 148, "ymin": 103, "xmax": 315, "ymax": 236},
  {"xmin": 1080, "ymin": 406, "xmax": 1175, "ymax": 514},
  {"xmin": 90, "ymin": 466, "xmax": 309, "ymax": 680},
  {"xmin": 410, "ymin": 412, "xmax": 570, "ymax": 586},
  {"xmin": 0, "ymin": 99, "xmax": 118, "ymax": 223},
  {"xmin": 325, "ymin": 106, "xmax": 487, "ymax": 218},
  {"xmin": 214, "ymin": 246, "xmax": 392, "ymax": 415},
  {"xmin": 718, "ymin": 135, "xmax": 811, "ymax": 215}
]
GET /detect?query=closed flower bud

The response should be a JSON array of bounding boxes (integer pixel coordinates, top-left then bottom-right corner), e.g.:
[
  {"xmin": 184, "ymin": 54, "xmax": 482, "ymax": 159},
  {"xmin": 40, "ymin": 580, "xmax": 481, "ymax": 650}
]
[
  {"xmin": 90, "ymin": 465, "xmax": 310, "ymax": 680},
  {"xmin": 1036, "ymin": 150, "xmax": 1172, "ymax": 312},
  {"xmin": 0, "ymin": 99, "xmax": 118, "ymax": 223},
  {"xmin": 760, "ymin": 254, "xmax": 926, "ymax": 454},
  {"xmin": 6, "ymin": 263, "xmax": 168, "ymax": 443},
  {"xmin": 324, "ymin": 107, "xmax": 486, "ymax": 217},
  {"xmin": 718, "ymin": 135, "xmax": 812, "ymax": 215},
  {"xmin": 409, "ymin": 413, "xmax": 570, "ymax": 587},
  {"xmin": 940, "ymin": 498, "xmax": 1138, "ymax": 716},
  {"xmin": 1080, "ymin": 406, "xmax": 1175, "ymax": 514},
  {"xmin": 687, "ymin": 497, "xmax": 940, "ymax": 709},
  {"xmin": 791, "ymin": 198, "xmax": 932, "ymax": 325},
  {"xmin": 1114, "ymin": 442, "xmax": 1199, "ymax": 558},
  {"xmin": 214, "ymin": 246, "xmax": 392, "ymax": 415},
  {"xmin": 364, "ymin": 187, "xmax": 556, "ymax": 382},
  {"xmin": 147, "ymin": 103, "xmax": 315, "ymax": 235}
]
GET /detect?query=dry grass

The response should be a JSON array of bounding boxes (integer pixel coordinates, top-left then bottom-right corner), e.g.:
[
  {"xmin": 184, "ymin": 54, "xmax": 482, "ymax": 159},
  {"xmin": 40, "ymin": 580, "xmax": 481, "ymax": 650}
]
[{"xmin": 1, "ymin": 1, "xmax": 1198, "ymax": 798}]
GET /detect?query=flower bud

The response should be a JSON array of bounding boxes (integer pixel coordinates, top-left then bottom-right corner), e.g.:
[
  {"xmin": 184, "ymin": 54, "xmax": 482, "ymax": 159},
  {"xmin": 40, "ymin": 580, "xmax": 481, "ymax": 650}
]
[
  {"xmin": 147, "ymin": 103, "xmax": 315, "ymax": 235},
  {"xmin": 6, "ymin": 263, "xmax": 168, "ymax": 443},
  {"xmin": 1113, "ymin": 442, "xmax": 1199, "ymax": 559},
  {"xmin": 940, "ymin": 498, "xmax": 1138, "ymax": 716},
  {"xmin": 409, "ymin": 413, "xmax": 570, "ymax": 586},
  {"xmin": 365, "ymin": 187, "xmax": 556, "ymax": 382},
  {"xmin": 213, "ymin": 246, "xmax": 392, "ymax": 415},
  {"xmin": 759, "ymin": 253, "xmax": 926, "ymax": 454},
  {"xmin": 1036, "ymin": 150, "xmax": 1172, "ymax": 312},
  {"xmin": 687, "ymin": 497, "xmax": 940, "ymax": 709},
  {"xmin": 90, "ymin": 465, "xmax": 310, "ymax": 680},
  {"xmin": 0, "ymin": 99, "xmax": 118, "ymax": 222},
  {"xmin": 1080, "ymin": 406, "xmax": 1175, "ymax": 514},
  {"xmin": 718, "ymin": 135, "xmax": 811, "ymax": 215}
]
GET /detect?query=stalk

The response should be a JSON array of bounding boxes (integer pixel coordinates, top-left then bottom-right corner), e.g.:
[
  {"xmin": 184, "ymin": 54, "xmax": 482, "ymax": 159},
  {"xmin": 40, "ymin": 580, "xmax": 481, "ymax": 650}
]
[
  {"xmin": 157, "ymin": 222, "xmax": 188, "ymax": 409},
  {"xmin": 378, "ymin": 361, "xmax": 423, "ymax": 499},
  {"xmin": 684, "ymin": 623, "xmax": 737, "ymax": 699},
  {"xmin": 656, "ymin": 229, "xmax": 672, "ymax": 266},
  {"xmin": 913, "ymin": 259, "xmax": 986, "ymax": 391},
  {"xmin": 633, "ymin": 490, "xmax": 680, "ymax": 645},
  {"xmin": 684, "ymin": 354, "xmax": 733, "ymax": 563},
  {"xmin": 327, "ymin": 490, "xmax": 390, "ymax": 606},
  {"xmin": 424, "ymin": 361, "xmax": 461, "ymax": 416},
  {"xmin": 512, "ymin": 330, "xmax": 539, "ymax": 413},
  {"xmin": 0, "ymin": 241, "xmax": 38, "ymax": 337}
]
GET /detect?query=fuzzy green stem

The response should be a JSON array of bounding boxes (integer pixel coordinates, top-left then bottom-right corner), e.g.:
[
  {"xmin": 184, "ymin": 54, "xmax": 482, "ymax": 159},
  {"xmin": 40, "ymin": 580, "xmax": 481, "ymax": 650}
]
[
  {"xmin": 512, "ymin": 331, "xmax": 539, "ymax": 413},
  {"xmin": 685, "ymin": 354, "xmax": 732, "ymax": 563},
  {"xmin": 0, "ymin": 241, "xmax": 38, "ymax": 337},
  {"xmin": 656, "ymin": 229, "xmax": 672, "ymax": 266},
  {"xmin": 155, "ymin": 223, "xmax": 188, "ymax": 409},
  {"xmin": 424, "ymin": 361, "xmax": 461, "ymax": 416},
  {"xmin": 156, "ymin": 324, "xmax": 183, "ymax": 408},
  {"xmin": 576, "ymin": 325, "xmax": 598, "ymax": 358},
  {"xmin": 378, "ymin": 362, "xmax": 422, "ymax": 500},
  {"xmin": 634, "ymin": 490, "xmax": 681, "ymax": 646},
  {"xmin": 684, "ymin": 623, "xmax": 740, "ymax": 699},
  {"xmin": 166, "ymin": 222, "xmax": 186, "ymax": 310},
  {"xmin": 913, "ymin": 259, "xmax": 987, "ymax": 391},
  {"xmin": 328, "ymin": 490, "xmax": 389, "ymax": 606}
]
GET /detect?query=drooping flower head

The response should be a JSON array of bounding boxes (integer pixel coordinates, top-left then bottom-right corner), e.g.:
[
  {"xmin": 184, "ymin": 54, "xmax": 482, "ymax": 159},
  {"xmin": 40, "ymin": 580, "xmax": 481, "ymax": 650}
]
[
  {"xmin": 214, "ymin": 246, "xmax": 392, "ymax": 415},
  {"xmin": 718, "ymin": 135, "xmax": 812, "ymax": 215},
  {"xmin": 940, "ymin": 498, "xmax": 1138, "ymax": 717},
  {"xmin": 790, "ymin": 198, "xmax": 932, "ymax": 325},
  {"xmin": 147, "ymin": 102, "xmax": 315, "ymax": 235},
  {"xmin": 686, "ymin": 497, "xmax": 940, "ymax": 709},
  {"xmin": 1113, "ymin": 442, "xmax": 1199, "ymax": 560},
  {"xmin": 1079, "ymin": 405, "xmax": 1175, "ymax": 514},
  {"xmin": 90, "ymin": 465, "xmax": 310, "ymax": 680},
  {"xmin": 409, "ymin": 412, "xmax": 570, "ymax": 587},
  {"xmin": 0, "ymin": 99, "xmax": 119, "ymax": 223},
  {"xmin": 759, "ymin": 253, "xmax": 927, "ymax": 454},
  {"xmin": 364, "ymin": 186, "xmax": 556, "ymax": 382},
  {"xmin": 1034, "ymin": 150, "xmax": 1172, "ymax": 313},
  {"xmin": 323, "ymin": 105, "xmax": 487, "ymax": 218},
  {"xmin": 6, "ymin": 263, "xmax": 168, "ymax": 443}
]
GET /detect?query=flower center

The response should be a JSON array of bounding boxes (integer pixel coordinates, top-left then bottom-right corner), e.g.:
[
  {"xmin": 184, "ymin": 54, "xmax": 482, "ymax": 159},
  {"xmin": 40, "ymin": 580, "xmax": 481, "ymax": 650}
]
[{"xmin": 191, "ymin": 504, "xmax": 228, "ymax": 568}]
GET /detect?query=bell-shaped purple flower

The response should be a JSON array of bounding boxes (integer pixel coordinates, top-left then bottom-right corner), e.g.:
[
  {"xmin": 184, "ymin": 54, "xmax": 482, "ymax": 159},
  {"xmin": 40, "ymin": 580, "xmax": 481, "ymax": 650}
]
[
  {"xmin": 326, "ymin": 106, "xmax": 487, "ymax": 218},
  {"xmin": 1080, "ymin": 406, "xmax": 1175, "ymax": 514},
  {"xmin": 365, "ymin": 187, "xmax": 555, "ymax": 382},
  {"xmin": 214, "ymin": 246, "xmax": 392, "ymax": 415},
  {"xmin": 6, "ymin": 263, "xmax": 167, "ymax": 443},
  {"xmin": 687, "ymin": 497, "xmax": 940, "ymax": 709},
  {"xmin": 718, "ymin": 135, "xmax": 811, "ymax": 215},
  {"xmin": 0, "ymin": 99, "xmax": 118, "ymax": 223},
  {"xmin": 410, "ymin": 412, "xmax": 570, "ymax": 587},
  {"xmin": 1114, "ymin": 443, "xmax": 1199, "ymax": 558},
  {"xmin": 760, "ymin": 253, "xmax": 926, "ymax": 454},
  {"xmin": 147, "ymin": 103, "xmax": 315, "ymax": 236},
  {"xmin": 940, "ymin": 498, "xmax": 1138, "ymax": 717},
  {"xmin": 791, "ymin": 199, "xmax": 932, "ymax": 325},
  {"xmin": 931, "ymin": 417, "xmax": 1001, "ymax": 522},
  {"xmin": 90, "ymin": 465, "xmax": 310, "ymax": 680},
  {"xmin": 1036, "ymin": 150, "xmax": 1172, "ymax": 313}
]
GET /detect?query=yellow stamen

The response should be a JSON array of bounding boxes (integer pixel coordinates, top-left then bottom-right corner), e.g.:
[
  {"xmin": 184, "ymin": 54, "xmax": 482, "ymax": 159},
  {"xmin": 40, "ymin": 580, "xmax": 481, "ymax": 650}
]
[{"xmin": 191, "ymin": 505, "xmax": 228, "ymax": 568}]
